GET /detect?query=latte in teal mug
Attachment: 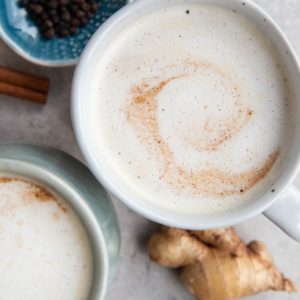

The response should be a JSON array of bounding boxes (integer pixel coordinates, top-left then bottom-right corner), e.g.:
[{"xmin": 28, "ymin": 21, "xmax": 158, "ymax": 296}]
[{"xmin": 0, "ymin": 143, "xmax": 120, "ymax": 300}]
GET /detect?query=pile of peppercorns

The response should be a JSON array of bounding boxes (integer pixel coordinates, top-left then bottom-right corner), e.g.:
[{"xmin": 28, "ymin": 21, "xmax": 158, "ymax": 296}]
[{"xmin": 19, "ymin": 0, "xmax": 100, "ymax": 39}]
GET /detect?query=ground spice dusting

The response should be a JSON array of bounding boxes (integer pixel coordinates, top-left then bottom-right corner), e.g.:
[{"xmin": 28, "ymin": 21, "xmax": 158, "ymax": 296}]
[
  {"xmin": 126, "ymin": 60, "xmax": 280, "ymax": 198},
  {"xmin": 30, "ymin": 184, "xmax": 54, "ymax": 202},
  {"xmin": 0, "ymin": 178, "xmax": 68, "ymax": 213},
  {"xmin": 0, "ymin": 177, "xmax": 13, "ymax": 183}
]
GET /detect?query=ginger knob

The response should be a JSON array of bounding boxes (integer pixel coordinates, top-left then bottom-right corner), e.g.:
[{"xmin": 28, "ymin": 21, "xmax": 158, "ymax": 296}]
[{"xmin": 148, "ymin": 227, "xmax": 297, "ymax": 300}]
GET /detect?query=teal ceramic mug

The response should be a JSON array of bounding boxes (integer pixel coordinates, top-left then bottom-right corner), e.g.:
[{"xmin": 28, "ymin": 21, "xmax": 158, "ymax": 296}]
[{"xmin": 0, "ymin": 143, "xmax": 120, "ymax": 300}]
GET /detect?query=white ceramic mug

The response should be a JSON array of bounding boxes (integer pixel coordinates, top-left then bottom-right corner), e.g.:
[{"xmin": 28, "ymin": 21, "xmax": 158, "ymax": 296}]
[{"xmin": 72, "ymin": 0, "xmax": 300, "ymax": 242}]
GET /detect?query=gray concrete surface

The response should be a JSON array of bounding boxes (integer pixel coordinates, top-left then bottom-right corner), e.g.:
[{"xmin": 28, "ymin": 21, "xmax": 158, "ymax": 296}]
[{"xmin": 0, "ymin": 1, "xmax": 300, "ymax": 299}]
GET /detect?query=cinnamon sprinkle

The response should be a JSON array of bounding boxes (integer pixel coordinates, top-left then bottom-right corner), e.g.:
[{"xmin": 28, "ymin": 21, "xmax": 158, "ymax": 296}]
[
  {"xmin": 126, "ymin": 60, "xmax": 280, "ymax": 197},
  {"xmin": 0, "ymin": 177, "xmax": 68, "ymax": 213}
]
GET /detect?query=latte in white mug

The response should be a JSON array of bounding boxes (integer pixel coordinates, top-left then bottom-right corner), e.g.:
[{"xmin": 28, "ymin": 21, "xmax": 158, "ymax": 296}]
[
  {"xmin": 84, "ymin": 3, "xmax": 294, "ymax": 214},
  {"xmin": 0, "ymin": 177, "xmax": 93, "ymax": 300}
]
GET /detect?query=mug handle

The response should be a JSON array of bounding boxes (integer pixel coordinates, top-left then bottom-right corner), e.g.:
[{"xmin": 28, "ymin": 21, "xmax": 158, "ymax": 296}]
[{"xmin": 264, "ymin": 185, "xmax": 300, "ymax": 242}]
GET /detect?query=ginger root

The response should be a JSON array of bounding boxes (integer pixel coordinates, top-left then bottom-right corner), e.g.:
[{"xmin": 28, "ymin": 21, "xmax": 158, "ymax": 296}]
[{"xmin": 148, "ymin": 227, "xmax": 297, "ymax": 300}]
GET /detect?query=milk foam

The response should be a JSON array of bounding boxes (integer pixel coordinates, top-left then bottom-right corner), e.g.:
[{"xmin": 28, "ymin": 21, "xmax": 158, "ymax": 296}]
[
  {"xmin": 0, "ymin": 177, "xmax": 93, "ymax": 300},
  {"xmin": 84, "ymin": 4, "xmax": 293, "ymax": 214}
]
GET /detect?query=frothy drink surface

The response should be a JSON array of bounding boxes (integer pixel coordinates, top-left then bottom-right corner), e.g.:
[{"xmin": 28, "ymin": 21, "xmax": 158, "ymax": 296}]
[
  {"xmin": 0, "ymin": 177, "xmax": 93, "ymax": 299},
  {"xmin": 85, "ymin": 4, "xmax": 293, "ymax": 214}
]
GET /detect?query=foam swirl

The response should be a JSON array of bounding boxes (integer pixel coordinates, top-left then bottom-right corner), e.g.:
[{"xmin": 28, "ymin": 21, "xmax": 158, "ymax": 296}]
[{"xmin": 126, "ymin": 61, "xmax": 280, "ymax": 197}]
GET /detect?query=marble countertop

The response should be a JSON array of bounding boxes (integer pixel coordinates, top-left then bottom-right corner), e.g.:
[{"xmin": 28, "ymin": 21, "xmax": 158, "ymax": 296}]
[{"xmin": 1, "ymin": 1, "xmax": 300, "ymax": 299}]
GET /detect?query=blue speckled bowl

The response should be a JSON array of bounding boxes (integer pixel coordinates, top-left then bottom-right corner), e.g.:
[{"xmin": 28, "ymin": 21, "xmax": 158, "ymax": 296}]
[{"xmin": 0, "ymin": 0, "xmax": 127, "ymax": 66}]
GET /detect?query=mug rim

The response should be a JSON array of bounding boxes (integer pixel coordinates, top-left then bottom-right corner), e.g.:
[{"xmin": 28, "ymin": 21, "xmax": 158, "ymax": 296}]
[
  {"xmin": 0, "ymin": 143, "xmax": 110, "ymax": 300},
  {"xmin": 72, "ymin": 0, "xmax": 300, "ymax": 229}
]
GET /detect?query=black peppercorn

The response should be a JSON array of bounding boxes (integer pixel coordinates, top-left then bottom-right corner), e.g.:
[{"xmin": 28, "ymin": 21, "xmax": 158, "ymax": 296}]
[
  {"xmin": 68, "ymin": 4, "xmax": 79, "ymax": 14},
  {"xmin": 70, "ymin": 26, "xmax": 78, "ymax": 35},
  {"xmin": 76, "ymin": 10, "xmax": 85, "ymax": 19},
  {"xmin": 29, "ymin": 4, "xmax": 43, "ymax": 14},
  {"xmin": 39, "ymin": 11, "xmax": 48, "ymax": 21},
  {"xmin": 57, "ymin": 28, "xmax": 69, "ymax": 37},
  {"xmin": 42, "ymin": 19, "xmax": 54, "ymax": 29},
  {"xmin": 61, "ymin": 11, "xmax": 71, "ymax": 22},
  {"xmin": 80, "ymin": 17, "xmax": 89, "ymax": 26},
  {"xmin": 18, "ymin": 0, "xmax": 101, "ymax": 39},
  {"xmin": 58, "ymin": 0, "xmax": 69, "ymax": 5},
  {"xmin": 48, "ymin": 0, "xmax": 58, "ymax": 9},
  {"xmin": 81, "ymin": 3, "xmax": 90, "ymax": 11},
  {"xmin": 52, "ymin": 15, "xmax": 60, "ymax": 24},
  {"xmin": 43, "ymin": 28, "xmax": 55, "ymax": 39},
  {"xmin": 71, "ymin": 19, "xmax": 80, "ymax": 27},
  {"xmin": 90, "ymin": 3, "xmax": 99, "ymax": 13},
  {"xmin": 47, "ymin": 9, "xmax": 56, "ymax": 17}
]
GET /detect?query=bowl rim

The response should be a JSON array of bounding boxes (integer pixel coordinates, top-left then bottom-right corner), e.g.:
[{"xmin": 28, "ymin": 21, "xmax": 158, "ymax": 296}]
[{"xmin": 0, "ymin": 25, "xmax": 78, "ymax": 67}]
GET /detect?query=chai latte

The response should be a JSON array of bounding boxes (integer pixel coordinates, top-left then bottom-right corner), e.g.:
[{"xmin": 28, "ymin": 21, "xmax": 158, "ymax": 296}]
[
  {"xmin": 83, "ymin": 4, "xmax": 293, "ymax": 214},
  {"xmin": 0, "ymin": 177, "xmax": 93, "ymax": 299}
]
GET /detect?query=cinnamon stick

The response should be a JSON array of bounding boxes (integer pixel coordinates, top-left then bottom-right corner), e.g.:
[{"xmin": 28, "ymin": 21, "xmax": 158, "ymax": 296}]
[
  {"xmin": 0, "ymin": 67, "xmax": 49, "ymax": 93},
  {"xmin": 0, "ymin": 82, "xmax": 47, "ymax": 104}
]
